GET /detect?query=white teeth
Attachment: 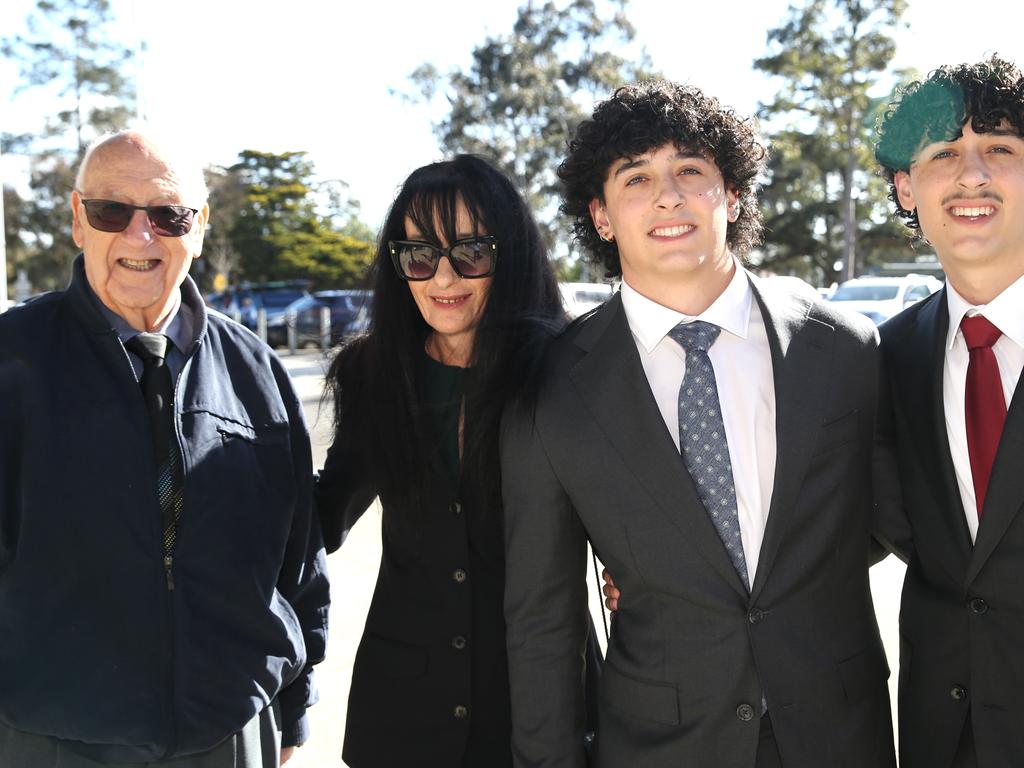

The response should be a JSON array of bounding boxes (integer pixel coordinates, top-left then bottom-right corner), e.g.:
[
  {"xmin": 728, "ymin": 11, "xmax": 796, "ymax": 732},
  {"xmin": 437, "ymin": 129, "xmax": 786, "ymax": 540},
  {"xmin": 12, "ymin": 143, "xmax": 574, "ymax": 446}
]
[
  {"xmin": 651, "ymin": 225, "xmax": 694, "ymax": 237},
  {"xmin": 951, "ymin": 206, "xmax": 995, "ymax": 217},
  {"xmin": 434, "ymin": 297, "xmax": 464, "ymax": 305},
  {"xmin": 120, "ymin": 259, "xmax": 156, "ymax": 271}
]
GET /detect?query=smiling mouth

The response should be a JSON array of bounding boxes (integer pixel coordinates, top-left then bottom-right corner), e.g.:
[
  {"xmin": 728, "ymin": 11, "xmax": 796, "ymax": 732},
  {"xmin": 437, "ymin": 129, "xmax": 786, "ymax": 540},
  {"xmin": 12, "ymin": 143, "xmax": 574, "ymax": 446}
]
[
  {"xmin": 433, "ymin": 295, "xmax": 469, "ymax": 305},
  {"xmin": 119, "ymin": 258, "xmax": 160, "ymax": 272},
  {"xmin": 650, "ymin": 224, "xmax": 695, "ymax": 237},
  {"xmin": 950, "ymin": 205, "xmax": 996, "ymax": 218}
]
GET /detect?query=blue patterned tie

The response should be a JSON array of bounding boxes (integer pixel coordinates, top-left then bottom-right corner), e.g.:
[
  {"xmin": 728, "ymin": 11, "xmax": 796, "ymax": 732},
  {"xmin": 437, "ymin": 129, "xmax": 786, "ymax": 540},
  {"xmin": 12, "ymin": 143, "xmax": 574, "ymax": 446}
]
[
  {"xmin": 126, "ymin": 333, "xmax": 183, "ymax": 570},
  {"xmin": 668, "ymin": 321, "xmax": 749, "ymax": 591}
]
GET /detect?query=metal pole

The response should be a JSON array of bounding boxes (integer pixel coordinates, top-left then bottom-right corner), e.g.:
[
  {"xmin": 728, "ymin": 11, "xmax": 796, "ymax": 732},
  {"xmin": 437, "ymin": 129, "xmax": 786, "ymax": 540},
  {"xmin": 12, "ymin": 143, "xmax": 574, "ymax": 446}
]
[
  {"xmin": 286, "ymin": 308, "xmax": 297, "ymax": 355},
  {"xmin": 257, "ymin": 307, "xmax": 268, "ymax": 344},
  {"xmin": 319, "ymin": 305, "xmax": 331, "ymax": 353}
]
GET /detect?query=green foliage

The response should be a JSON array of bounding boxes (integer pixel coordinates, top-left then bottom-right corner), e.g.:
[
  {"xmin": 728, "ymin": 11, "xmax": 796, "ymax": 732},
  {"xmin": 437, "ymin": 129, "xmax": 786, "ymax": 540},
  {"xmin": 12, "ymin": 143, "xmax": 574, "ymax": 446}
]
[
  {"xmin": 2, "ymin": 0, "xmax": 136, "ymax": 292},
  {"xmin": 754, "ymin": 0, "xmax": 908, "ymax": 283},
  {"xmin": 206, "ymin": 150, "xmax": 375, "ymax": 290},
  {"xmin": 408, "ymin": 0, "xmax": 656, "ymax": 258}
]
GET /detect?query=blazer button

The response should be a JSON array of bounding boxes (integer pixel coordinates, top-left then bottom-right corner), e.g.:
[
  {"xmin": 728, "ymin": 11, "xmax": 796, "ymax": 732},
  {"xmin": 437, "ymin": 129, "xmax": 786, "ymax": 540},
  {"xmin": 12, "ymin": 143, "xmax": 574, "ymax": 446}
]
[
  {"xmin": 452, "ymin": 635, "xmax": 467, "ymax": 650},
  {"xmin": 450, "ymin": 501, "xmax": 462, "ymax": 515},
  {"xmin": 452, "ymin": 568, "xmax": 467, "ymax": 583},
  {"xmin": 950, "ymin": 685, "xmax": 968, "ymax": 702},
  {"xmin": 735, "ymin": 703, "xmax": 756, "ymax": 722},
  {"xmin": 968, "ymin": 597, "xmax": 988, "ymax": 614},
  {"xmin": 454, "ymin": 704, "xmax": 469, "ymax": 719},
  {"xmin": 748, "ymin": 608, "xmax": 765, "ymax": 625}
]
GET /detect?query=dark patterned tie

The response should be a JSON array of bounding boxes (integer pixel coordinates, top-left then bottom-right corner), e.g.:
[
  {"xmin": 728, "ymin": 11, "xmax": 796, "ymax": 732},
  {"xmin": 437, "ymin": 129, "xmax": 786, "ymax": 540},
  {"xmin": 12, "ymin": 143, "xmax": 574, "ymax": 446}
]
[
  {"xmin": 125, "ymin": 333, "xmax": 183, "ymax": 576},
  {"xmin": 669, "ymin": 321, "xmax": 749, "ymax": 591}
]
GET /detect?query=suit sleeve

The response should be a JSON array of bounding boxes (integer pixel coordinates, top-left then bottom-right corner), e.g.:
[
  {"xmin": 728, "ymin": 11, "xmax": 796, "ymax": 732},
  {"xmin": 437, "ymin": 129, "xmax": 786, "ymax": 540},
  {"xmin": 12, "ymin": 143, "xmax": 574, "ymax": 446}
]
[
  {"xmin": 872, "ymin": 343, "xmax": 913, "ymax": 563},
  {"xmin": 0, "ymin": 344, "xmax": 23, "ymax": 576},
  {"xmin": 270, "ymin": 357, "xmax": 331, "ymax": 748},
  {"xmin": 314, "ymin": 419, "xmax": 377, "ymax": 554},
  {"xmin": 502, "ymin": 398, "xmax": 590, "ymax": 768}
]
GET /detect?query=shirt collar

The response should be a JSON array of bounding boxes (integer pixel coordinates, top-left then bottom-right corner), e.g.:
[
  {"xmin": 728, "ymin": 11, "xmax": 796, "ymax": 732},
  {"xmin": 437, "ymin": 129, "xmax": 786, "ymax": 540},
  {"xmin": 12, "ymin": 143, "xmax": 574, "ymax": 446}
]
[
  {"xmin": 620, "ymin": 260, "xmax": 752, "ymax": 353},
  {"xmin": 91, "ymin": 285, "xmax": 190, "ymax": 355},
  {"xmin": 945, "ymin": 274, "xmax": 1024, "ymax": 350}
]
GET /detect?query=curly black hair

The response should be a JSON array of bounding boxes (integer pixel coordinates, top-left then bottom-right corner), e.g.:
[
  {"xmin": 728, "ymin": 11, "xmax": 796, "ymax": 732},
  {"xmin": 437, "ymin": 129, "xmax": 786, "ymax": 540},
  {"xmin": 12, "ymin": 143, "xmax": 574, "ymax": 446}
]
[
  {"xmin": 876, "ymin": 55, "xmax": 1024, "ymax": 230},
  {"xmin": 559, "ymin": 80, "xmax": 767, "ymax": 277}
]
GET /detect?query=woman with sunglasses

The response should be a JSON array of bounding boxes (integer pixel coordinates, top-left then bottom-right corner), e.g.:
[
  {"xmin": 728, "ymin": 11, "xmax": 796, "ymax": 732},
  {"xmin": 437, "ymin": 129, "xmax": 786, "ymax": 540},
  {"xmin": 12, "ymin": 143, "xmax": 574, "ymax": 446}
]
[{"xmin": 316, "ymin": 155, "xmax": 572, "ymax": 766}]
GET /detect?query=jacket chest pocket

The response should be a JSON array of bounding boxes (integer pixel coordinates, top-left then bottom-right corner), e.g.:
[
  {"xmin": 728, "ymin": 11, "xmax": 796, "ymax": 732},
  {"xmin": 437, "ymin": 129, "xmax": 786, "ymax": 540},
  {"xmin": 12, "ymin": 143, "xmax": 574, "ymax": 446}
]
[{"xmin": 182, "ymin": 411, "xmax": 295, "ymax": 545}]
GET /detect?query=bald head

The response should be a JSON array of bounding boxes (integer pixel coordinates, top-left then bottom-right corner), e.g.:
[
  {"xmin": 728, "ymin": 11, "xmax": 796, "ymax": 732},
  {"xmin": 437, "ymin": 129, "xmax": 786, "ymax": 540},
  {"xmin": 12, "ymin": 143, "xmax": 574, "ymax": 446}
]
[{"xmin": 76, "ymin": 129, "xmax": 208, "ymax": 207}]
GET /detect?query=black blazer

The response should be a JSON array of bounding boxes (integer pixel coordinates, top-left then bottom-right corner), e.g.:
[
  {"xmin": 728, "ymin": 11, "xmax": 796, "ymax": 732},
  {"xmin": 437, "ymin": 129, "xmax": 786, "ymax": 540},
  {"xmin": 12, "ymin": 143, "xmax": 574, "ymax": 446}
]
[
  {"xmin": 503, "ymin": 276, "xmax": 896, "ymax": 768},
  {"xmin": 875, "ymin": 289, "xmax": 1024, "ymax": 768},
  {"xmin": 317, "ymin": 414, "xmax": 512, "ymax": 767}
]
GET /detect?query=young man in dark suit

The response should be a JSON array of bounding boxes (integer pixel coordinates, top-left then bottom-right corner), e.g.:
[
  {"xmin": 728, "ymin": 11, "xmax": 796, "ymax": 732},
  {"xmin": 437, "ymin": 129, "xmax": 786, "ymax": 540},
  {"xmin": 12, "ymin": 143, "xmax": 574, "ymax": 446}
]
[
  {"xmin": 501, "ymin": 81, "xmax": 895, "ymax": 768},
  {"xmin": 873, "ymin": 55, "xmax": 1024, "ymax": 768}
]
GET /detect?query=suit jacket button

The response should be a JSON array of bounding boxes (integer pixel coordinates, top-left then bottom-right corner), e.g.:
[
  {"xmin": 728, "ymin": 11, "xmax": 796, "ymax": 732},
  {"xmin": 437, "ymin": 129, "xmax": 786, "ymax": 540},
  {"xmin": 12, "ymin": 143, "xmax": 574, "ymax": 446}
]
[
  {"xmin": 736, "ymin": 703, "xmax": 756, "ymax": 721},
  {"xmin": 748, "ymin": 608, "xmax": 765, "ymax": 625},
  {"xmin": 453, "ymin": 568, "xmax": 467, "ymax": 583},
  {"xmin": 450, "ymin": 501, "xmax": 462, "ymax": 515},
  {"xmin": 950, "ymin": 685, "xmax": 968, "ymax": 702},
  {"xmin": 968, "ymin": 597, "xmax": 988, "ymax": 614},
  {"xmin": 454, "ymin": 704, "xmax": 469, "ymax": 719},
  {"xmin": 452, "ymin": 635, "xmax": 467, "ymax": 650}
]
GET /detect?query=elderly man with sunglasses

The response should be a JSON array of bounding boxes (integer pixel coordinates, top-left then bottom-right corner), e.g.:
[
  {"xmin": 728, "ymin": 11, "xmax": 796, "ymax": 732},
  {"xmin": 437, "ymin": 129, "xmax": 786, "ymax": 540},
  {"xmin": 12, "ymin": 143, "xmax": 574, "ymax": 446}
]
[{"xmin": 0, "ymin": 129, "xmax": 329, "ymax": 768}]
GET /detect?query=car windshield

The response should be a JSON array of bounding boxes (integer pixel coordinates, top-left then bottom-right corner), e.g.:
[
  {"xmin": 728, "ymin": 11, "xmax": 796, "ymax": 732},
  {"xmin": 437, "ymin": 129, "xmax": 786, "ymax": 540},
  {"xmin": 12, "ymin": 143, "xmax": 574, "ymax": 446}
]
[
  {"xmin": 832, "ymin": 285, "xmax": 899, "ymax": 301},
  {"xmin": 573, "ymin": 290, "xmax": 610, "ymax": 304},
  {"xmin": 261, "ymin": 291, "xmax": 307, "ymax": 308}
]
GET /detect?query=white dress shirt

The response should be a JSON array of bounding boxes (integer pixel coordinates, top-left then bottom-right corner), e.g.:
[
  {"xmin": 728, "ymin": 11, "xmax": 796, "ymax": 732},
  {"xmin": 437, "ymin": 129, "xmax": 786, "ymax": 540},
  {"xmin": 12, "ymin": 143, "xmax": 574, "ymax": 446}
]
[
  {"xmin": 620, "ymin": 265, "xmax": 776, "ymax": 582},
  {"xmin": 943, "ymin": 276, "xmax": 1024, "ymax": 542}
]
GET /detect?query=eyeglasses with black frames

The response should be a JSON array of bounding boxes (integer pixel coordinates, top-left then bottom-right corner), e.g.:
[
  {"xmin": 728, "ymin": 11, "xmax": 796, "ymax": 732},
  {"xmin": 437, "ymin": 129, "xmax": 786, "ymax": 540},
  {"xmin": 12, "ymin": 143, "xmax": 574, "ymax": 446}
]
[
  {"xmin": 78, "ymin": 197, "xmax": 199, "ymax": 237},
  {"xmin": 388, "ymin": 236, "xmax": 498, "ymax": 281}
]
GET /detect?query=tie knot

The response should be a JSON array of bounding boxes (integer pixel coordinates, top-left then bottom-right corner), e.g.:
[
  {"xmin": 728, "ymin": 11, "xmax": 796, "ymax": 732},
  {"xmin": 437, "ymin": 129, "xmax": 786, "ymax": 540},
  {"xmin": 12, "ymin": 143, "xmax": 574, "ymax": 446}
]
[
  {"xmin": 126, "ymin": 332, "xmax": 169, "ymax": 363},
  {"xmin": 668, "ymin": 320, "xmax": 721, "ymax": 353},
  {"xmin": 961, "ymin": 315, "xmax": 1002, "ymax": 351}
]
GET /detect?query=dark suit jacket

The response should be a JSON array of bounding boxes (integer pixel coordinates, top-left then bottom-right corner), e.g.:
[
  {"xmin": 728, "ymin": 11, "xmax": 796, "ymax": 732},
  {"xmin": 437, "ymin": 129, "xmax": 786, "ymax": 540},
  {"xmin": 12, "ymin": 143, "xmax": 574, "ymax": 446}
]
[
  {"xmin": 316, "ymin": 357, "xmax": 512, "ymax": 768},
  {"xmin": 502, "ymin": 275, "xmax": 895, "ymax": 768},
  {"xmin": 874, "ymin": 289, "xmax": 1024, "ymax": 768}
]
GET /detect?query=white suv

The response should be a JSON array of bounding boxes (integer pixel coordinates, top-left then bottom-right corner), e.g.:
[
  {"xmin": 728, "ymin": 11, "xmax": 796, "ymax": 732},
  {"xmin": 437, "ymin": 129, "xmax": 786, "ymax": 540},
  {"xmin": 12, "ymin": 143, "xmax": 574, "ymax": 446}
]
[{"xmin": 829, "ymin": 274, "xmax": 943, "ymax": 325}]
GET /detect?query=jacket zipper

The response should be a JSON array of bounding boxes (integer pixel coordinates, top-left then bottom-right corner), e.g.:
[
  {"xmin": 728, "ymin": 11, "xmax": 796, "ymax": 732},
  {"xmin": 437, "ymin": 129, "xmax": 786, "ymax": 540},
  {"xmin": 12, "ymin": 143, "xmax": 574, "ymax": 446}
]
[{"xmin": 161, "ymin": 339, "xmax": 198, "ymax": 758}]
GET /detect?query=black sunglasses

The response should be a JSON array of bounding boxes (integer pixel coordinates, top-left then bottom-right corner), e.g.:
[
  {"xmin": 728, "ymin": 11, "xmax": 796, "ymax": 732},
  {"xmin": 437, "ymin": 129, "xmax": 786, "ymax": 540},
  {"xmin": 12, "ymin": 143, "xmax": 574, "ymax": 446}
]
[
  {"xmin": 79, "ymin": 197, "xmax": 199, "ymax": 237},
  {"xmin": 388, "ymin": 236, "xmax": 498, "ymax": 281}
]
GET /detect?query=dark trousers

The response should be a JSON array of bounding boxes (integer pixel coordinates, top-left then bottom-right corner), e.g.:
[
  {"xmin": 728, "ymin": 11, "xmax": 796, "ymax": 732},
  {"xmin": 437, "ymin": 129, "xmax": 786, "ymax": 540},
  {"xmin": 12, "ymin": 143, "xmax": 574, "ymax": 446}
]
[
  {"xmin": 0, "ymin": 705, "xmax": 279, "ymax": 768},
  {"xmin": 755, "ymin": 713, "xmax": 784, "ymax": 768}
]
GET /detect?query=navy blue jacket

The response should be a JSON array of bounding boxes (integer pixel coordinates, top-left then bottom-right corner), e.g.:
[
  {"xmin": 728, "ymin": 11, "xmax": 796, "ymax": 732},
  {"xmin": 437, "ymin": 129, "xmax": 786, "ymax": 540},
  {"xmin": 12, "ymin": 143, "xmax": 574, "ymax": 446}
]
[{"xmin": 0, "ymin": 257, "xmax": 329, "ymax": 762}]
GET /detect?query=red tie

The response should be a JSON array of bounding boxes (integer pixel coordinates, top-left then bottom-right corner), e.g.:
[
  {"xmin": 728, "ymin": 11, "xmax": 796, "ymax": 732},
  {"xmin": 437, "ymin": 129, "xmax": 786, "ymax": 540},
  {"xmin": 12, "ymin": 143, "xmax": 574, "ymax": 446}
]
[{"xmin": 961, "ymin": 314, "xmax": 1007, "ymax": 517}]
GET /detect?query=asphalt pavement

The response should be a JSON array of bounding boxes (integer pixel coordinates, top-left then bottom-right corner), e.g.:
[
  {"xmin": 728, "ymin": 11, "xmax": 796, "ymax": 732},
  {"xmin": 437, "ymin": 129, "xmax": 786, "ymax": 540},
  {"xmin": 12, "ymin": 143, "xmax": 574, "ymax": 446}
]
[{"xmin": 279, "ymin": 349, "xmax": 908, "ymax": 766}]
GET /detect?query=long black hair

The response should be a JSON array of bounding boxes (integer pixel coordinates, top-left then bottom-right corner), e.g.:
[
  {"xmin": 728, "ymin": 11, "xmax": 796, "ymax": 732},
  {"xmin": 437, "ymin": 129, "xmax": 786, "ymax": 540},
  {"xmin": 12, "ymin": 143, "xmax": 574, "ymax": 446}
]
[{"xmin": 326, "ymin": 154, "xmax": 564, "ymax": 522}]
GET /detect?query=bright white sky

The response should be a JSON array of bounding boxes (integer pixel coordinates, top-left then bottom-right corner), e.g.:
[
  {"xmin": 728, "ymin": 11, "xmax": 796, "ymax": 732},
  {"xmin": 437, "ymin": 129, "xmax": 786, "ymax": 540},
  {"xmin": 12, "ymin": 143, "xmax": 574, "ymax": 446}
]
[{"xmin": 1, "ymin": 0, "xmax": 1020, "ymax": 229}]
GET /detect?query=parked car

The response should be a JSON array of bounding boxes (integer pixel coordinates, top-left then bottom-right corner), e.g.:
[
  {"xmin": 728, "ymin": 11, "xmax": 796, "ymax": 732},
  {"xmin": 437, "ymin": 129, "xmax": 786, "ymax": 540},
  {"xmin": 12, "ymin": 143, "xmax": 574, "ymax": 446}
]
[
  {"xmin": 206, "ymin": 281, "xmax": 312, "ymax": 332},
  {"xmin": 559, "ymin": 282, "xmax": 614, "ymax": 319},
  {"xmin": 266, "ymin": 289, "xmax": 374, "ymax": 348},
  {"xmin": 828, "ymin": 274, "xmax": 942, "ymax": 325}
]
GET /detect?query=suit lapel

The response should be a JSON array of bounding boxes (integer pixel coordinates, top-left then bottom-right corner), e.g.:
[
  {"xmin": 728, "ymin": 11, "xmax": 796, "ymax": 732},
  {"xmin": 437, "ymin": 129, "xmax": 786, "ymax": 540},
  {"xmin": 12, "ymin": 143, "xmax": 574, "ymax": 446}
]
[
  {"xmin": 890, "ymin": 291, "xmax": 973, "ymax": 581},
  {"xmin": 748, "ymin": 277, "xmax": 834, "ymax": 599},
  {"xmin": 568, "ymin": 295, "xmax": 749, "ymax": 598},
  {"xmin": 968, "ymin": 357, "xmax": 1024, "ymax": 583}
]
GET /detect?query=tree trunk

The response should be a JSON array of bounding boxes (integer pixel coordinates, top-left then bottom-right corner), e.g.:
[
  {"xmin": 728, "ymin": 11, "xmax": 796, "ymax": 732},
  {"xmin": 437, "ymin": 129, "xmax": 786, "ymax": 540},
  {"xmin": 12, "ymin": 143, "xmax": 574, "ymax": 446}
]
[{"xmin": 842, "ymin": 147, "xmax": 856, "ymax": 281}]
